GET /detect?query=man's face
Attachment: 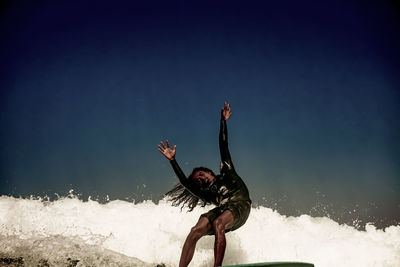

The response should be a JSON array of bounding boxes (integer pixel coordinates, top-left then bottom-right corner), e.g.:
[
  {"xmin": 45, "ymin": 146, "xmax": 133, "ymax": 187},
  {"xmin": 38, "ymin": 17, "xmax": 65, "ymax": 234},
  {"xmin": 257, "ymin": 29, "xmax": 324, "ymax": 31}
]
[{"xmin": 193, "ymin": 170, "xmax": 215, "ymax": 187}]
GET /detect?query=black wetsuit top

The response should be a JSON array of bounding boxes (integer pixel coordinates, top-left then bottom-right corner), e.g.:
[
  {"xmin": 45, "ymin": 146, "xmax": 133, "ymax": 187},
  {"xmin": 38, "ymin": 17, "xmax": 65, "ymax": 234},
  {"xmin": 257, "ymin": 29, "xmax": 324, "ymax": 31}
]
[{"xmin": 170, "ymin": 119, "xmax": 251, "ymax": 206}]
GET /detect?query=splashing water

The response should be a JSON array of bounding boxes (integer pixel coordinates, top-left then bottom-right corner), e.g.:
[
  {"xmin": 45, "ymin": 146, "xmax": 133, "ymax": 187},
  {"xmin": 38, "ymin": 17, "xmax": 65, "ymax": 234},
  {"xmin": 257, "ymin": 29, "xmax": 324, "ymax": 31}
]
[{"xmin": 0, "ymin": 194, "xmax": 399, "ymax": 266}]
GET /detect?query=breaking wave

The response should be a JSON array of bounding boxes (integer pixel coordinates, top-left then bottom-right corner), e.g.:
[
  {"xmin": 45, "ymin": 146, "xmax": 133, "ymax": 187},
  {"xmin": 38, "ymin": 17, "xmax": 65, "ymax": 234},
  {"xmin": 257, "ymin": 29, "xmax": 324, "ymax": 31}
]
[{"xmin": 0, "ymin": 193, "xmax": 399, "ymax": 266}]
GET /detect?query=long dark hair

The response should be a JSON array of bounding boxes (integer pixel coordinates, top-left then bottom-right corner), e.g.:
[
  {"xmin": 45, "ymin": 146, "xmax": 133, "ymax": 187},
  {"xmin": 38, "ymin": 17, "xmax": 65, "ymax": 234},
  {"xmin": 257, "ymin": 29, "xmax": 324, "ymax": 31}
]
[{"xmin": 165, "ymin": 167, "xmax": 215, "ymax": 212}]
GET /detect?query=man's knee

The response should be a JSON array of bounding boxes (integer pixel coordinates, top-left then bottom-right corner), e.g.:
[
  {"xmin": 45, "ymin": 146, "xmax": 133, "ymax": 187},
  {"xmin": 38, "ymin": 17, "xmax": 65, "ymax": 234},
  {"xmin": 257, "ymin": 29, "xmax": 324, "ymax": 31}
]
[
  {"xmin": 188, "ymin": 224, "xmax": 208, "ymax": 240},
  {"xmin": 212, "ymin": 218, "xmax": 225, "ymax": 234},
  {"xmin": 213, "ymin": 211, "xmax": 234, "ymax": 234}
]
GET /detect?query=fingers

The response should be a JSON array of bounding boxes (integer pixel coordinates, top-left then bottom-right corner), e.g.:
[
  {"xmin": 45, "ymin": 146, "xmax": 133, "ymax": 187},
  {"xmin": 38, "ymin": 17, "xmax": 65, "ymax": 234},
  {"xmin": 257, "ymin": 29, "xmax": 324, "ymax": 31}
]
[
  {"xmin": 158, "ymin": 141, "xmax": 167, "ymax": 153},
  {"xmin": 160, "ymin": 141, "xmax": 166, "ymax": 149},
  {"xmin": 223, "ymin": 102, "xmax": 230, "ymax": 110},
  {"xmin": 222, "ymin": 102, "xmax": 231, "ymax": 116},
  {"xmin": 157, "ymin": 140, "xmax": 175, "ymax": 153}
]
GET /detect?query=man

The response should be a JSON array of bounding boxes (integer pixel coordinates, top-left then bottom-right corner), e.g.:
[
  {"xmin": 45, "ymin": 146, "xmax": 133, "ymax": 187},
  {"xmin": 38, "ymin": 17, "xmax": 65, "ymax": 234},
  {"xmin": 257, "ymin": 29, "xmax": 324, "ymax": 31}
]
[{"xmin": 158, "ymin": 102, "xmax": 251, "ymax": 267}]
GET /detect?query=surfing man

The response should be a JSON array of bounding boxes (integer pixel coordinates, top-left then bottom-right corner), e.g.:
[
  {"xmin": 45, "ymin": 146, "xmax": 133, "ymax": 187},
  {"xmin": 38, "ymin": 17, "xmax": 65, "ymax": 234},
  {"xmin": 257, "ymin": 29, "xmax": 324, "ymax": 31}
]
[{"xmin": 158, "ymin": 102, "xmax": 251, "ymax": 267}]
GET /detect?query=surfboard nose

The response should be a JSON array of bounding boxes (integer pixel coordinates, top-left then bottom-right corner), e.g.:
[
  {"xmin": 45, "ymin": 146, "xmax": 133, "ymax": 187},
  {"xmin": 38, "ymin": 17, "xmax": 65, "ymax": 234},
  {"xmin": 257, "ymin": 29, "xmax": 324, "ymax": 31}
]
[{"xmin": 221, "ymin": 262, "xmax": 314, "ymax": 267}]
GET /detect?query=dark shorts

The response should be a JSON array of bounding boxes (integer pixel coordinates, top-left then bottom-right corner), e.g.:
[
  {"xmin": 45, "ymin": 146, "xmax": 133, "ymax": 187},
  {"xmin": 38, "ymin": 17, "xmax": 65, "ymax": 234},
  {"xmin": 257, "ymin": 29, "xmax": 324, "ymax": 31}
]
[{"xmin": 200, "ymin": 200, "xmax": 251, "ymax": 235}]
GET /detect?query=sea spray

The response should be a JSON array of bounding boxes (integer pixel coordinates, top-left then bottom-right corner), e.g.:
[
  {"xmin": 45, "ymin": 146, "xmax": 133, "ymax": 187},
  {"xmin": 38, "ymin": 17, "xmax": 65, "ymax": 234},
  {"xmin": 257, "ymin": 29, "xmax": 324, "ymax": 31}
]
[{"xmin": 0, "ymin": 195, "xmax": 399, "ymax": 267}]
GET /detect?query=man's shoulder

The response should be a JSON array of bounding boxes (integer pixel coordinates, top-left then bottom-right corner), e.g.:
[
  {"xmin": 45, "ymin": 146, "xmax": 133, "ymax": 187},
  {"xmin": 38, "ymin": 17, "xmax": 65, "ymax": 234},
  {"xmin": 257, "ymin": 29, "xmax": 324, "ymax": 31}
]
[
  {"xmin": 220, "ymin": 160, "xmax": 235, "ymax": 172},
  {"xmin": 220, "ymin": 167, "xmax": 240, "ymax": 181}
]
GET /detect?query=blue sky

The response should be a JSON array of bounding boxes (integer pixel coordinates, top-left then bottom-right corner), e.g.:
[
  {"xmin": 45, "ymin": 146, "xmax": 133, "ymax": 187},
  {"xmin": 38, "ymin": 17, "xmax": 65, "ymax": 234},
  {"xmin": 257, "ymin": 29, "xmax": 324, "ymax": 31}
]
[{"xmin": 0, "ymin": 0, "xmax": 399, "ymax": 227}]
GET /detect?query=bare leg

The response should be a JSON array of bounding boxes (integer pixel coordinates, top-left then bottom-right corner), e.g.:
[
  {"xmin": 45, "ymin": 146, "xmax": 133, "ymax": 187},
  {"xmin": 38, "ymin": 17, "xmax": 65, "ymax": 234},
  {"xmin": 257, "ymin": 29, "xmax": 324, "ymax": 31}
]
[
  {"xmin": 213, "ymin": 210, "xmax": 235, "ymax": 267},
  {"xmin": 179, "ymin": 217, "xmax": 211, "ymax": 267}
]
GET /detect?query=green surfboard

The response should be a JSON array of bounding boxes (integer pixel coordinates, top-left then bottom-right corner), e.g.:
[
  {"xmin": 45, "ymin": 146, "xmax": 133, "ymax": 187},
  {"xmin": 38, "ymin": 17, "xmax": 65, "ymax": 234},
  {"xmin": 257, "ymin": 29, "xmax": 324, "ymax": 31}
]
[{"xmin": 222, "ymin": 262, "xmax": 314, "ymax": 267}]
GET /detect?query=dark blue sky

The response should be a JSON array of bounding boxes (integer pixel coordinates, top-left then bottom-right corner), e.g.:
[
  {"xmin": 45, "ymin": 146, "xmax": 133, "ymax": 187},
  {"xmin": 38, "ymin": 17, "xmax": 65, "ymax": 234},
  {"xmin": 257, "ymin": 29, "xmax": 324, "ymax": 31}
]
[{"xmin": 1, "ymin": 1, "xmax": 399, "ymax": 227}]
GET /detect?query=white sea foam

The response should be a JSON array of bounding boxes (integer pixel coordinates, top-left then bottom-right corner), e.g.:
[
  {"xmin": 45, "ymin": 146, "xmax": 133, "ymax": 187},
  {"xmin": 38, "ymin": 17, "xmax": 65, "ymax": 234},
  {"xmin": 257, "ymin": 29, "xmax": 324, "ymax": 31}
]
[{"xmin": 0, "ymin": 194, "xmax": 399, "ymax": 266}]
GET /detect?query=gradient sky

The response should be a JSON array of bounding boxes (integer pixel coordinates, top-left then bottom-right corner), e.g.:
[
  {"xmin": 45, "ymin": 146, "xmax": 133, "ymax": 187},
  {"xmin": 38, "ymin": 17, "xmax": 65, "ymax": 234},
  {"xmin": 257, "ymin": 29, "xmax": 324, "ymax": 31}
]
[{"xmin": 1, "ymin": 1, "xmax": 399, "ymax": 228}]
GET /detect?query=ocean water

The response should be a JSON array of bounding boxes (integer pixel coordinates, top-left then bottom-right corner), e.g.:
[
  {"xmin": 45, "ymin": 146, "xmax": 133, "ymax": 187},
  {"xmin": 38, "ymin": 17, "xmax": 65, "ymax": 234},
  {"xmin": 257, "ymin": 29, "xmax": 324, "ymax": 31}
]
[{"xmin": 0, "ymin": 193, "xmax": 399, "ymax": 267}]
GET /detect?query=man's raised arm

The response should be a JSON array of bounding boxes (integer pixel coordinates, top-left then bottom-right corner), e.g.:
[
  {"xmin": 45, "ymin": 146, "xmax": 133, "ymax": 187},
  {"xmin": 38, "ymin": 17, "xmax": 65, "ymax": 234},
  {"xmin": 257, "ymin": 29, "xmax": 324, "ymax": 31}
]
[
  {"xmin": 158, "ymin": 140, "xmax": 189, "ymax": 186},
  {"xmin": 219, "ymin": 102, "xmax": 234, "ymax": 171}
]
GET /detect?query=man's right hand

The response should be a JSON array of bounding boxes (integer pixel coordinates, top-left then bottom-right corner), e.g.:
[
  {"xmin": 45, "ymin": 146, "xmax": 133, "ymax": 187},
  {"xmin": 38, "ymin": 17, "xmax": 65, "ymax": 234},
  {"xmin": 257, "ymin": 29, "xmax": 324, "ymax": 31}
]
[
  {"xmin": 158, "ymin": 140, "xmax": 176, "ymax": 161},
  {"xmin": 221, "ymin": 102, "xmax": 232, "ymax": 121}
]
